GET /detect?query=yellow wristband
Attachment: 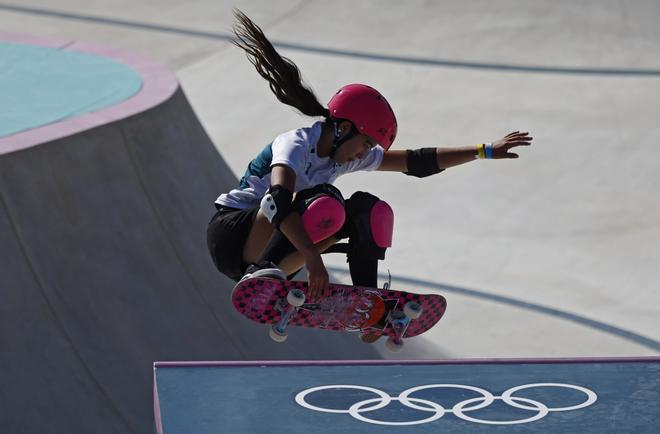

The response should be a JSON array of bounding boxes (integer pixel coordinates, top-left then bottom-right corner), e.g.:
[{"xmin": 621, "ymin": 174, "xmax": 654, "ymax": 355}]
[{"xmin": 477, "ymin": 143, "xmax": 486, "ymax": 159}]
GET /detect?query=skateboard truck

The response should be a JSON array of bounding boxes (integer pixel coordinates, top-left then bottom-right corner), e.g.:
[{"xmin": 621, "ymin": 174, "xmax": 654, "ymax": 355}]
[
  {"xmin": 269, "ymin": 289, "xmax": 306, "ymax": 342},
  {"xmin": 383, "ymin": 301, "xmax": 423, "ymax": 352}
]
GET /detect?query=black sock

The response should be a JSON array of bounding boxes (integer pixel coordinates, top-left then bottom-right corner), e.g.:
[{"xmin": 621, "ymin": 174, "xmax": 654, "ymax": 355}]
[
  {"xmin": 256, "ymin": 230, "xmax": 296, "ymax": 266},
  {"xmin": 348, "ymin": 257, "xmax": 378, "ymax": 287}
]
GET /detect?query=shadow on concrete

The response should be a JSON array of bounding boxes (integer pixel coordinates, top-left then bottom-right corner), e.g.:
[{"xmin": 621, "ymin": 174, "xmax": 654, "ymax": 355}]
[{"xmin": 0, "ymin": 86, "xmax": 380, "ymax": 434}]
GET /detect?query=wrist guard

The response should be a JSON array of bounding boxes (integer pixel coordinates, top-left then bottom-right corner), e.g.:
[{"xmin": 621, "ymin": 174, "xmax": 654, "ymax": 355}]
[
  {"xmin": 404, "ymin": 147, "xmax": 443, "ymax": 178},
  {"xmin": 260, "ymin": 185, "xmax": 293, "ymax": 229}
]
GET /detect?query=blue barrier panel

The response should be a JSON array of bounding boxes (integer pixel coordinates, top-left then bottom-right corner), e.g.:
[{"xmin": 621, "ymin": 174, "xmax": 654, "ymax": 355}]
[{"xmin": 154, "ymin": 358, "xmax": 660, "ymax": 433}]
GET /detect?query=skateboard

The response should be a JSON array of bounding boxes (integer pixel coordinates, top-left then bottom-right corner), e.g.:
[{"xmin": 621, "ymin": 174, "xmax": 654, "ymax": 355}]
[{"xmin": 232, "ymin": 277, "xmax": 447, "ymax": 352}]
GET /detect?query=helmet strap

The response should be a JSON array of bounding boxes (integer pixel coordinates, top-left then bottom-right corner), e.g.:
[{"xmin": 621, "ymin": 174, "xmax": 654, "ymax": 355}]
[{"xmin": 330, "ymin": 119, "xmax": 359, "ymax": 158}]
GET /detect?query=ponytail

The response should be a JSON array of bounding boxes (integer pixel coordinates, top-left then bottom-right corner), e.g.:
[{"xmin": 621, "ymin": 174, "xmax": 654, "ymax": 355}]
[{"xmin": 232, "ymin": 9, "xmax": 330, "ymax": 119}]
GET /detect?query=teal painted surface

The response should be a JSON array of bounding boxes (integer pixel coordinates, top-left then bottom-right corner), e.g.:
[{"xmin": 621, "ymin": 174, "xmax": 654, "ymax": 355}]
[
  {"xmin": 155, "ymin": 361, "xmax": 660, "ymax": 433},
  {"xmin": 0, "ymin": 42, "xmax": 142, "ymax": 137}
]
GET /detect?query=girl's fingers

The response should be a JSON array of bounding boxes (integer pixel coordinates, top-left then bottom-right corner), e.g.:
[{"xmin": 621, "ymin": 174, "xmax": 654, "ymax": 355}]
[
  {"xmin": 505, "ymin": 136, "xmax": 533, "ymax": 147},
  {"xmin": 508, "ymin": 140, "xmax": 532, "ymax": 147},
  {"xmin": 310, "ymin": 279, "xmax": 328, "ymax": 300}
]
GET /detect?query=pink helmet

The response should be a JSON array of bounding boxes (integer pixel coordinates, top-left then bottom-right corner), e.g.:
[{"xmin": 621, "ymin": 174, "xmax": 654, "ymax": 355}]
[{"xmin": 327, "ymin": 84, "xmax": 398, "ymax": 150}]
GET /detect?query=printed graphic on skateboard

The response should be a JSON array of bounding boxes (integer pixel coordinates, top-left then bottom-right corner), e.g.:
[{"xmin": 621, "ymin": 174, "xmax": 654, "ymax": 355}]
[{"xmin": 232, "ymin": 277, "xmax": 447, "ymax": 351}]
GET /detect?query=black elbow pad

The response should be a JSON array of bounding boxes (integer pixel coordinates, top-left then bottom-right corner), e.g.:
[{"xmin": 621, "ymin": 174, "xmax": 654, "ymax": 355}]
[
  {"xmin": 260, "ymin": 185, "xmax": 294, "ymax": 229},
  {"xmin": 404, "ymin": 148, "xmax": 443, "ymax": 178}
]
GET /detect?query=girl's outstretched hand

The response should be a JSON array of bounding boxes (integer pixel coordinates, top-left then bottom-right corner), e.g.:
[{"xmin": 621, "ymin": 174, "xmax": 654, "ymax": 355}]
[{"xmin": 491, "ymin": 131, "xmax": 533, "ymax": 159}]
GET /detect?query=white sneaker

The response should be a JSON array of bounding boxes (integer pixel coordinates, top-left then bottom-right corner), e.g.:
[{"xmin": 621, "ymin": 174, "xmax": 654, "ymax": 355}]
[{"xmin": 240, "ymin": 262, "xmax": 287, "ymax": 282}]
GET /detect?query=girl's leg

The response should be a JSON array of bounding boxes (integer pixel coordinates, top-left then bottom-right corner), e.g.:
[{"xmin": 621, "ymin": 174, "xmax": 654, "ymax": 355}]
[
  {"xmin": 278, "ymin": 236, "xmax": 340, "ymax": 275},
  {"xmin": 241, "ymin": 210, "xmax": 274, "ymax": 266},
  {"xmin": 242, "ymin": 184, "xmax": 346, "ymax": 277},
  {"xmin": 243, "ymin": 209, "xmax": 340, "ymax": 277}
]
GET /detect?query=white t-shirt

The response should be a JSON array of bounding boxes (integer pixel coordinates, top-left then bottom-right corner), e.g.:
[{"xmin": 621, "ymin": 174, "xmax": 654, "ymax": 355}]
[{"xmin": 216, "ymin": 121, "xmax": 384, "ymax": 209}]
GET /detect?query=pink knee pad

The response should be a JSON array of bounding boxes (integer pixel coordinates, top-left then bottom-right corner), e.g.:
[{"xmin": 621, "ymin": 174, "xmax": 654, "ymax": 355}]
[
  {"xmin": 370, "ymin": 200, "xmax": 394, "ymax": 248},
  {"xmin": 301, "ymin": 196, "xmax": 346, "ymax": 244}
]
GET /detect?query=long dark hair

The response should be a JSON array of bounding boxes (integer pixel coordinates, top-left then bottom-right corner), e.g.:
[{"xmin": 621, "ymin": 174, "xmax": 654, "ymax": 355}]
[{"xmin": 232, "ymin": 9, "xmax": 330, "ymax": 119}]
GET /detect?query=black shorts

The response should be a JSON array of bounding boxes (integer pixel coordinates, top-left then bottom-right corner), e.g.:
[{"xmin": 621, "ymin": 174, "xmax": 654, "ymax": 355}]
[{"xmin": 206, "ymin": 205, "xmax": 259, "ymax": 282}]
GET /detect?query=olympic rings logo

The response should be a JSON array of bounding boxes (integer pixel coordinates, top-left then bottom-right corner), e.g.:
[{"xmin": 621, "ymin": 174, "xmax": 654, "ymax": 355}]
[{"xmin": 295, "ymin": 383, "xmax": 597, "ymax": 426}]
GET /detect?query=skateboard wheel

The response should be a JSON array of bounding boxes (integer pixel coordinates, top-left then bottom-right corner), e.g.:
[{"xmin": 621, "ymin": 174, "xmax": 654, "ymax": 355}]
[
  {"xmin": 404, "ymin": 301, "xmax": 423, "ymax": 320},
  {"xmin": 287, "ymin": 289, "xmax": 306, "ymax": 307},
  {"xmin": 269, "ymin": 325, "xmax": 288, "ymax": 343},
  {"xmin": 385, "ymin": 337, "xmax": 404, "ymax": 353}
]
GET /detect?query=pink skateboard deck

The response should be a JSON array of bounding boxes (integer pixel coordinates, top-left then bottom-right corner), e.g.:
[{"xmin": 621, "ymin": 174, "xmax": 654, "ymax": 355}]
[{"xmin": 232, "ymin": 277, "xmax": 447, "ymax": 341}]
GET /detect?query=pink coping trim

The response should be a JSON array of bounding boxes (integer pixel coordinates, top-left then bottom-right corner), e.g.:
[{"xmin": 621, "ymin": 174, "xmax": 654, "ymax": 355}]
[
  {"xmin": 301, "ymin": 196, "xmax": 346, "ymax": 244},
  {"xmin": 153, "ymin": 366, "xmax": 165, "ymax": 434},
  {"xmin": 371, "ymin": 200, "xmax": 394, "ymax": 247},
  {"xmin": 0, "ymin": 32, "xmax": 179, "ymax": 155},
  {"xmin": 154, "ymin": 357, "xmax": 660, "ymax": 369}
]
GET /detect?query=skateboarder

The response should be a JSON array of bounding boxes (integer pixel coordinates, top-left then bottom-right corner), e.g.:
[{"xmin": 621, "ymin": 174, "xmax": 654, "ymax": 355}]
[{"xmin": 207, "ymin": 10, "xmax": 532, "ymax": 301}]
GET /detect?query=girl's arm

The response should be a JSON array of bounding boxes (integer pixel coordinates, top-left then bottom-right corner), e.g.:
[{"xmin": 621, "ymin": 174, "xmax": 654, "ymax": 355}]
[
  {"xmin": 378, "ymin": 131, "xmax": 533, "ymax": 173},
  {"xmin": 270, "ymin": 164, "xmax": 329, "ymax": 298}
]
